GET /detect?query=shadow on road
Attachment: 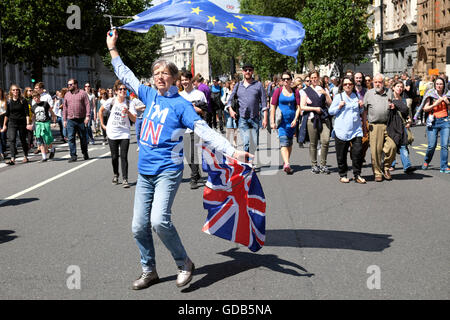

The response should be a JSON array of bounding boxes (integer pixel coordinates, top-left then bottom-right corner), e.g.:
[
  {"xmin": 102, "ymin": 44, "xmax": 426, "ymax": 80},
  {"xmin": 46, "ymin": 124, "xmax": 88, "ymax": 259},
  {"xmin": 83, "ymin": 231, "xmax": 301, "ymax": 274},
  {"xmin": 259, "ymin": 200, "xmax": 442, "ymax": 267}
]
[
  {"xmin": 265, "ymin": 229, "xmax": 393, "ymax": 252},
  {"xmin": 0, "ymin": 230, "xmax": 18, "ymax": 244},
  {"xmin": 0, "ymin": 198, "xmax": 39, "ymax": 207},
  {"xmin": 178, "ymin": 248, "xmax": 314, "ymax": 293}
]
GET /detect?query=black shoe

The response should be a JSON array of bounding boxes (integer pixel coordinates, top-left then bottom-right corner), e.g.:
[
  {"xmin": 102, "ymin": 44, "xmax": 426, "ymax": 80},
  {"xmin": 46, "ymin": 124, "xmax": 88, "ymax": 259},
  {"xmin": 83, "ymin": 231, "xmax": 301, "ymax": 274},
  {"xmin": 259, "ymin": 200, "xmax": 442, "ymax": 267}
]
[
  {"xmin": 405, "ymin": 167, "xmax": 417, "ymax": 174},
  {"xmin": 39, "ymin": 158, "xmax": 48, "ymax": 163},
  {"xmin": 83, "ymin": 154, "xmax": 90, "ymax": 160},
  {"xmin": 49, "ymin": 148, "xmax": 55, "ymax": 159},
  {"xmin": 190, "ymin": 180, "xmax": 199, "ymax": 189},
  {"xmin": 68, "ymin": 157, "xmax": 77, "ymax": 163}
]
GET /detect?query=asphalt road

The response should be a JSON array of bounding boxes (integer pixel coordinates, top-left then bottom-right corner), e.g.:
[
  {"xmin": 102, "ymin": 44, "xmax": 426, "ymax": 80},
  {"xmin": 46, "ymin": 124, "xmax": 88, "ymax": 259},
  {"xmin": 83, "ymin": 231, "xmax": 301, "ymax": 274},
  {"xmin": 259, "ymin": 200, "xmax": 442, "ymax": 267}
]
[{"xmin": 0, "ymin": 125, "xmax": 448, "ymax": 300}]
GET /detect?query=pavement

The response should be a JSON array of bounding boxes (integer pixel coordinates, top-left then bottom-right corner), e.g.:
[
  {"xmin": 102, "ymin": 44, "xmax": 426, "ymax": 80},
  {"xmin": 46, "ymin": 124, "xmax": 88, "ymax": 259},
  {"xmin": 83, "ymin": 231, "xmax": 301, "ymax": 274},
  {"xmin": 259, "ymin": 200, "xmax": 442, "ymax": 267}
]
[{"xmin": 0, "ymin": 125, "xmax": 449, "ymax": 300}]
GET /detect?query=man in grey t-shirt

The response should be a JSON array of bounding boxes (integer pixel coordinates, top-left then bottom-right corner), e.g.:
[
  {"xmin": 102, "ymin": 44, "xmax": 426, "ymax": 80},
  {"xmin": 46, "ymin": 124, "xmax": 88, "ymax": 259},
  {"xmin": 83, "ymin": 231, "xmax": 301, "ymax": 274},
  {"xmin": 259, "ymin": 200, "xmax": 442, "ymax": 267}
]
[{"xmin": 363, "ymin": 74, "xmax": 397, "ymax": 182}]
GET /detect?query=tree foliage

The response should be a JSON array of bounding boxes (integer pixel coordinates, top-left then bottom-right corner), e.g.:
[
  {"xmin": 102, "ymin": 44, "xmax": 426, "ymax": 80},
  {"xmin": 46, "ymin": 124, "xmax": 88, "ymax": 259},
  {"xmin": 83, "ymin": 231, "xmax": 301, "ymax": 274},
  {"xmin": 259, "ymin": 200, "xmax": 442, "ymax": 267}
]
[
  {"xmin": 0, "ymin": 0, "xmax": 163, "ymax": 81},
  {"xmin": 206, "ymin": 0, "xmax": 373, "ymax": 79},
  {"xmin": 238, "ymin": 0, "xmax": 305, "ymax": 79},
  {"xmin": 207, "ymin": 34, "xmax": 241, "ymax": 78},
  {"xmin": 297, "ymin": 0, "xmax": 374, "ymax": 74}
]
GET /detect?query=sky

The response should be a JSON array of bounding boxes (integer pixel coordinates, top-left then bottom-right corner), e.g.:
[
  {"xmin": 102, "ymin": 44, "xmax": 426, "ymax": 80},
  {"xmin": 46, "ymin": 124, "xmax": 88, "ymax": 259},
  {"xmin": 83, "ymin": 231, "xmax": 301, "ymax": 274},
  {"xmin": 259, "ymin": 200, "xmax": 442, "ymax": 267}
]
[{"xmin": 151, "ymin": 0, "xmax": 240, "ymax": 34}]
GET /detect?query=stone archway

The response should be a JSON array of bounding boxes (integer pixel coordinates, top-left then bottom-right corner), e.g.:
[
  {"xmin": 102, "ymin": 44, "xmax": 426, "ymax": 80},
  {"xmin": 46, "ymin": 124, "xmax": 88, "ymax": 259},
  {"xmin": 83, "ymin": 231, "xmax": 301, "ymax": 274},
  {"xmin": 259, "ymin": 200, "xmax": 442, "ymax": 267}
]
[{"xmin": 417, "ymin": 46, "xmax": 427, "ymax": 76}]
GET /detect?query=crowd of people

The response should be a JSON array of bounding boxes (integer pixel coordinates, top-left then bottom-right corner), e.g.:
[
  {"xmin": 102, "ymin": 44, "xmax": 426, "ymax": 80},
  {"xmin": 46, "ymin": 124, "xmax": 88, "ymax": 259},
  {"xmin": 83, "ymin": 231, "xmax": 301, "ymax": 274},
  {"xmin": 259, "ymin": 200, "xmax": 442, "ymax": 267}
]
[
  {"xmin": 0, "ymin": 27, "xmax": 448, "ymax": 291},
  {"xmin": 0, "ymin": 67, "xmax": 449, "ymax": 179}
]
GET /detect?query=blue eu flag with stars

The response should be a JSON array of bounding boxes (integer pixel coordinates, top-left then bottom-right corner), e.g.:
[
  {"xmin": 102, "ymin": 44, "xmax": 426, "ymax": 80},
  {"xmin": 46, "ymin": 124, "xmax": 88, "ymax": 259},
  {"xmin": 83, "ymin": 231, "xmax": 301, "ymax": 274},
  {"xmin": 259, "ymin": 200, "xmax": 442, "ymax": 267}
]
[{"xmin": 121, "ymin": 0, "xmax": 305, "ymax": 59}]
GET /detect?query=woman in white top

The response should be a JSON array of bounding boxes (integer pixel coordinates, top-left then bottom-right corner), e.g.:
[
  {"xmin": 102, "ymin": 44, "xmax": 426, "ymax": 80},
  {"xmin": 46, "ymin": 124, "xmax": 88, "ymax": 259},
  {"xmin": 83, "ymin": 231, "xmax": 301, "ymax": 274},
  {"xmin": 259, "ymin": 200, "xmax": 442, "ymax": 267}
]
[{"xmin": 99, "ymin": 80, "xmax": 137, "ymax": 188}]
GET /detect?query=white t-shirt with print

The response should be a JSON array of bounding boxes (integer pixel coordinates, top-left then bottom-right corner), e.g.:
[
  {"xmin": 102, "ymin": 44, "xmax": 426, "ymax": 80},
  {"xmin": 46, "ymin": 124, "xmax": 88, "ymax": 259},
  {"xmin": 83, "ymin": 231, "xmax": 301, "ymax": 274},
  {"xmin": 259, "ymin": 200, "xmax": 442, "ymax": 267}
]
[
  {"xmin": 180, "ymin": 89, "xmax": 206, "ymax": 133},
  {"xmin": 103, "ymin": 98, "xmax": 137, "ymax": 140}
]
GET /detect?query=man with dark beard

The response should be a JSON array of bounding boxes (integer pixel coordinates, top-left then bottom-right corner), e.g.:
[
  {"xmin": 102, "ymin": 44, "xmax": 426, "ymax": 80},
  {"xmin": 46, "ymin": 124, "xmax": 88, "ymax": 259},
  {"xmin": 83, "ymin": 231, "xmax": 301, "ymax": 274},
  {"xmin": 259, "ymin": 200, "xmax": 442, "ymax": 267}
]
[{"xmin": 63, "ymin": 78, "xmax": 91, "ymax": 162}]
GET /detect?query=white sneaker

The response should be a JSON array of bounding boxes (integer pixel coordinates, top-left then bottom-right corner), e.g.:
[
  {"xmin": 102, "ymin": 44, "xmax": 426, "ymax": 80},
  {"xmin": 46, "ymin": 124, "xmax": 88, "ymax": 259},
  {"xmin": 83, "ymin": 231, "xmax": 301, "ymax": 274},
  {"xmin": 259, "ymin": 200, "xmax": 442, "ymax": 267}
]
[{"xmin": 176, "ymin": 258, "xmax": 195, "ymax": 287}]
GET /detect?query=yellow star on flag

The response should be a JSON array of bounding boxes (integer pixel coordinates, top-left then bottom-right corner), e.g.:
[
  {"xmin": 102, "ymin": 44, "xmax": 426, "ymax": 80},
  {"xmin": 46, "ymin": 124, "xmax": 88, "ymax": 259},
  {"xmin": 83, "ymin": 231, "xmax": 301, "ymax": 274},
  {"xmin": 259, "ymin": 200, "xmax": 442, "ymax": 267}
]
[
  {"xmin": 226, "ymin": 22, "xmax": 237, "ymax": 32},
  {"xmin": 241, "ymin": 25, "xmax": 250, "ymax": 32},
  {"xmin": 207, "ymin": 16, "xmax": 219, "ymax": 26},
  {"xmin": 234, "ymin": 15, "xmax": 243, "ymax": 20},
  {"xmin": 191, "ymin": 7, "xmax": 203, "ymax": 15},
  {"xmin": 244, "ymin": 21, "xmax": 254, "ymax": 25}
]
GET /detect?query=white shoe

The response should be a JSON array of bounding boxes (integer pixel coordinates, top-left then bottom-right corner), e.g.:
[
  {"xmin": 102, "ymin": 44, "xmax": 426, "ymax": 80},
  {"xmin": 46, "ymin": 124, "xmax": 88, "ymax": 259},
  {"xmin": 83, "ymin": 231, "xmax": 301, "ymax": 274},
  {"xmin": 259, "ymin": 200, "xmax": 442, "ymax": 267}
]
[{"xmin": 176, "ymin": 258, "xmax": 195, "ymax": 287}]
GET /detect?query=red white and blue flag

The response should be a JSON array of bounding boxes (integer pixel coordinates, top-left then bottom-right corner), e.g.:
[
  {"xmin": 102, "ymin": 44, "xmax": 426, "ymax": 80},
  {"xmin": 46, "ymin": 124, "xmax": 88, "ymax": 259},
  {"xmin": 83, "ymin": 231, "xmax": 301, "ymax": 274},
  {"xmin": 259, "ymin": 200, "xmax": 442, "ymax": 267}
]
[{"xmin": 201, "ymin": 145, "xmax": 266, "ymax": 252}]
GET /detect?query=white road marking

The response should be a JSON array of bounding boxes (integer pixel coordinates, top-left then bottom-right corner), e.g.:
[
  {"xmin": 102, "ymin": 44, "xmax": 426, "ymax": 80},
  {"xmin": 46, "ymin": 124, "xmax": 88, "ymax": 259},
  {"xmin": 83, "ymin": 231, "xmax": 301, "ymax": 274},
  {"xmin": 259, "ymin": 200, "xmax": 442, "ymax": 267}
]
[{"xmin": 0, "ymin": 151, "xmax": 111, "ymax": 206}]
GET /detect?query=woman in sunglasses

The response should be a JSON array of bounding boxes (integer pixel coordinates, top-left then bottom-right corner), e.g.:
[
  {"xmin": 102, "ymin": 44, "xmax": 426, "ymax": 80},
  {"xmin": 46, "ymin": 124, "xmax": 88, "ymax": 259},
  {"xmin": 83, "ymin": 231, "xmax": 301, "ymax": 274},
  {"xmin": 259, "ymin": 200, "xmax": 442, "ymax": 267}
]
[
  {"xmin": 99, "ymin": 80, "xmax": 137, "ymax": 188},
  {"xmin": 329, "ymin": 76, "xmax": 366, "ymax": 183},
  {"xmin": 270, "ymin": 71, "xmax": 301, "ymax": 174}
]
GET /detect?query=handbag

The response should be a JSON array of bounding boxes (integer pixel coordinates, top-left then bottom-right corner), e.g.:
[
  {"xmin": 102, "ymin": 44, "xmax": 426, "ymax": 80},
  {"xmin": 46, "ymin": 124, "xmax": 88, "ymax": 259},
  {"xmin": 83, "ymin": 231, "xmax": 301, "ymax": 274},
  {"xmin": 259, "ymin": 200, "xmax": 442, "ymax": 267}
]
[
  {"xmin": 397, "ymin": 110, "xmax": 414, "ymax": 145},
  {"xmin": 275, "ymin": 107, "xmax": 282, "ymax": 128},
  {"xmin": 231, "ymin": 82, "xmax": 240, "ymax": 121},
  {"xmin": 406, "ymin": 127, "xmax": 414, "ymax": 145}
]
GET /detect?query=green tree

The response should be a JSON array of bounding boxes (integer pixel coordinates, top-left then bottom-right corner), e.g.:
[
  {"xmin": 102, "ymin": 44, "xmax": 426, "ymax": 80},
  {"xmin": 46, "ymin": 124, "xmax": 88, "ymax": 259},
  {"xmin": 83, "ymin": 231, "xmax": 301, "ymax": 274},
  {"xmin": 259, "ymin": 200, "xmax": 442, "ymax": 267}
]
[
  {"xmin": 207, "ymin": 34, "xmax": 241, "ymax": 78},
  {"xmin": 297, "ymin": 0, "xmax": 373, "ymax": 75},
  {"xmin": 238, "ymin": 0, "xmax": 305, "ymax": 79},
  {"xmin": 0, "ymin": 0, "xmax": 162, "ymax": 82}
]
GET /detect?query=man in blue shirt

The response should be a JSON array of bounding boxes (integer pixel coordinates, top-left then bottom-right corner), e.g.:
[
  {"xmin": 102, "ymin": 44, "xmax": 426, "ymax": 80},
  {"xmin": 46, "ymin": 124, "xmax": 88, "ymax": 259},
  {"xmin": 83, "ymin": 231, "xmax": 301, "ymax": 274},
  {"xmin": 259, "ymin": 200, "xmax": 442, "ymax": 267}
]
[{"xmin": 227, "ymin": 63, "xmax": 268, "ymax": 169}]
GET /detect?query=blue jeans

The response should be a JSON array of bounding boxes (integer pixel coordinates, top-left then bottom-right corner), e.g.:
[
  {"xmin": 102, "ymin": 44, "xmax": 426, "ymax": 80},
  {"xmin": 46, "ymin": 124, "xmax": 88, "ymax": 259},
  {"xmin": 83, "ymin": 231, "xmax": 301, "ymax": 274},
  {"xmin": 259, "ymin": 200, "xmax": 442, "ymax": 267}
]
[
  {"xmin": 132, "ymin": 170, "xmax": 187, "ymax": 272},
  {"xmin": 391, "ymin": 129, "xmax": 412, "ymax": 171},
  {"xmin": 424, "ymin": 117, "xmax": 449, "ymax": 171},
  {"xmin": 392, "ymin": 145, "xmax": 412, "ymax": 171},
  {"xmin": 238, "ymin": 117, "xmax": 260, "ymax": 153},
  {"xmin": 66, "ymin": 119, "xmax": 88, "ymax": 157}
]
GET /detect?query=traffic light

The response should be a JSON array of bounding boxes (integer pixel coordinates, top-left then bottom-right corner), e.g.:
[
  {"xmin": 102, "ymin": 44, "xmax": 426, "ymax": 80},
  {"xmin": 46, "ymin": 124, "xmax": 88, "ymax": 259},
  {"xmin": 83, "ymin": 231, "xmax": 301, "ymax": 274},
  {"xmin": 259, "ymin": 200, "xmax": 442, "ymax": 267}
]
[{"xmin": 31, "ymin": 78, "xmax": 36, "ymax": 84}]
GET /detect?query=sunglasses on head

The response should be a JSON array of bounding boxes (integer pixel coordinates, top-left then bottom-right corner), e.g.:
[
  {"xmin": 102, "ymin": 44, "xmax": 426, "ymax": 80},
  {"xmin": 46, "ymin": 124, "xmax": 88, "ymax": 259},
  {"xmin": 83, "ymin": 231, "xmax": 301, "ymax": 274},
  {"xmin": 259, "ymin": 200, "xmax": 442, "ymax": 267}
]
[{"xmin": 243, "ymin": 68, "xmax": 253, "ymax": 72}]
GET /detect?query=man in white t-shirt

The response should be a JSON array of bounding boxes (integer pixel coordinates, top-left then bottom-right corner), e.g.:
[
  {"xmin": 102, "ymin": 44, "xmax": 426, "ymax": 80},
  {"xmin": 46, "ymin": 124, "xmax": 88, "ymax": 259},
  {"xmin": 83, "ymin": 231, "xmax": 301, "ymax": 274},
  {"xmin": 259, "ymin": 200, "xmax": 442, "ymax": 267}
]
[
  {"xmin": 33, "ymin": 82, "xmax": 54, "ymax": 108},
  {"xmin": 179, "ymin": 71, "xmax": 207, "ymax": 189}
]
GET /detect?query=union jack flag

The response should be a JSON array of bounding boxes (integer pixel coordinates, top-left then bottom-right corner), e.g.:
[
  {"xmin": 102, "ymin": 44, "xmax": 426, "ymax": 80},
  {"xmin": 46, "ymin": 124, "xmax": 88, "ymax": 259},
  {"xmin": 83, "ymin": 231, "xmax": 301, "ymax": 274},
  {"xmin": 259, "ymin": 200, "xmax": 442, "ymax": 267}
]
[{"xmin": 201, "ymin": 145, "xmax": 266, "ymax": 252}]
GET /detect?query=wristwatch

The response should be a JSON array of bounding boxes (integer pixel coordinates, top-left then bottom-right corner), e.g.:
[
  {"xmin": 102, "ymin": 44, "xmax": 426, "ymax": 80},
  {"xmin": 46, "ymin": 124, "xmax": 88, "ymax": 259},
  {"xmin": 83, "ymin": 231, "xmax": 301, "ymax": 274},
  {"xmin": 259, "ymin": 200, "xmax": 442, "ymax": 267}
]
[{"xmin": 108, "ymin": 47, "xmax": 116, "ymax": 51}]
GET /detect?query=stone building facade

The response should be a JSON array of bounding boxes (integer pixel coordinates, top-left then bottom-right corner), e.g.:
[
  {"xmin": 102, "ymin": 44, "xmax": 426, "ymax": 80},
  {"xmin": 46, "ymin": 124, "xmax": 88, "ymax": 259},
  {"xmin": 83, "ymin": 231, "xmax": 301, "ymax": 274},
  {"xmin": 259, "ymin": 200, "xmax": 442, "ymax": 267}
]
[
  {"xmin": 416, "ymin": 0, "xmax": 450, "ymax": 76},
  {"xmin": 159, "ymin": 28, "xmax": 195, "ymax": 71},
  {"xmin": 1, "ymin": 54, "xmax": 116, "ymax": 93},
  {"xmin": 374, "ymin": 0, "xmax": 418, "ymax": 77}
]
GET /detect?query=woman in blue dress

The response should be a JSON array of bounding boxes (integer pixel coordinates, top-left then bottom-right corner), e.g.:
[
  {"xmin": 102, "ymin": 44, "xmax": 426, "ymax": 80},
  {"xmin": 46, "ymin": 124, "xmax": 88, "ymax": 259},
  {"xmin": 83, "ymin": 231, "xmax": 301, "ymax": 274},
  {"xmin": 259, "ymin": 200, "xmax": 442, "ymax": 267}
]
[{"xmin": 270, "ymin": 72, "xmax": 301, "ymax": 174}]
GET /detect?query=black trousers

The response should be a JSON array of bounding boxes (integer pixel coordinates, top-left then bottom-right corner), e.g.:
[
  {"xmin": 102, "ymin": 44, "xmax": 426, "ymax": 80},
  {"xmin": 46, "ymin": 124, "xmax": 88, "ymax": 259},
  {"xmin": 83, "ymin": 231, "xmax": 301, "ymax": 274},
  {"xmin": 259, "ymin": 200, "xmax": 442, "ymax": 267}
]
[
  {"xmin": 335, "ymin": 136, "xmax": 363, "ymax": 178},
  {"xmin": 108, "ymin": 138, "xmax": 130, "ymax": 179},
  {"xmin": 188, "ymin": 132, "xmax": 200, "ymax": 181},
  {"xmin": 7, "ymin": 120, "xmax": 29, "ymax": 158}
]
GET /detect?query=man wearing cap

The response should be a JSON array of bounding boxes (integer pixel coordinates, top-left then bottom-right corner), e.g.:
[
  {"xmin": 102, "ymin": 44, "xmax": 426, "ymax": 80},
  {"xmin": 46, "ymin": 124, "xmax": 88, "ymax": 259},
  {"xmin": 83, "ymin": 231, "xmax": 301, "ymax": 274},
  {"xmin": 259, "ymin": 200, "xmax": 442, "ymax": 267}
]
[{"xmin": 227, "ymin": 63, "xmax": 268, "ymax": 168}]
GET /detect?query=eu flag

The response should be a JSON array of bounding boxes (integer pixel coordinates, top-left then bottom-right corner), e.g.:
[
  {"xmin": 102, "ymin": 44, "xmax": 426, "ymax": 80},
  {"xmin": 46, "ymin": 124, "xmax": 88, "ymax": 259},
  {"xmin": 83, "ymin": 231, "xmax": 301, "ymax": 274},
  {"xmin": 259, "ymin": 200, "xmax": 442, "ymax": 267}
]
[{"xmin": 120, "ymin": 0, "xmax": 305, "ymax": 59}]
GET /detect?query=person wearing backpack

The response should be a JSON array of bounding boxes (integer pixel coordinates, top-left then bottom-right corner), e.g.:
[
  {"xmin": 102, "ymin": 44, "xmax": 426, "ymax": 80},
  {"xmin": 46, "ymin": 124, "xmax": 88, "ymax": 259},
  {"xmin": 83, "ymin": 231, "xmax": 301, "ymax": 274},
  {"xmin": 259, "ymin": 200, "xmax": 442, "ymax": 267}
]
[{"xmin": 99, "ymin": 80, "xmax": 137, "ymax": 188}]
